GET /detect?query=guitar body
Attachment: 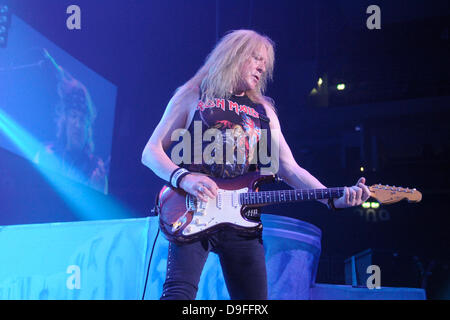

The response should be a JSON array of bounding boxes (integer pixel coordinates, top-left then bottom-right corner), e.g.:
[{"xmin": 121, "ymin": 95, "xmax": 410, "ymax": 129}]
[{"xmin": 156, "ymin": 171, "xmax": 274, "ymax": 243}]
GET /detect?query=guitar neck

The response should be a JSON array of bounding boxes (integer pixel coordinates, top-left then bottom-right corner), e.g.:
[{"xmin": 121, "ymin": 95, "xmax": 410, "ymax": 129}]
[{"xmin": 240, "ymin": 188, "xmax": 345, "ymax": 206}]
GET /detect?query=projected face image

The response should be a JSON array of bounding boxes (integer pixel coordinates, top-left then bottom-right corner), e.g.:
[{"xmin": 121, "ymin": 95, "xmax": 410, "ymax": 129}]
[
  {"xmin": 0, "ymin": 15, "xmax": 116, "ymax": 196},
  {"xmin": 35, "ymin": 75, "xmax": 110, "ymax": 194},
  {"xmin": 27, "ymin": 74, "xmax": 109, "ymax": 194},
  {"xmin": 66, "ymin": 108, "xmax": 88, "ymax": 151},
  {"xmin": 58, "ymin": 83, "xmax": 94, "ymax": 152}
]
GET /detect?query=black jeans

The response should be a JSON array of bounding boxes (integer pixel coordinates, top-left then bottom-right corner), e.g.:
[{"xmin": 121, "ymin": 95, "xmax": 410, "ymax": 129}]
[{"xmin": 160, "ymin": 226, "xmax": 267, "ymax": 300}]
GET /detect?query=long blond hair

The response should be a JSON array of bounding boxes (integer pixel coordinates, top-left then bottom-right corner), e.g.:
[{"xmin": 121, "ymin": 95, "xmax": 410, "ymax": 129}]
[{"xmin": 175, "ymin": 29, "xmax": 275, "ymax": 108}]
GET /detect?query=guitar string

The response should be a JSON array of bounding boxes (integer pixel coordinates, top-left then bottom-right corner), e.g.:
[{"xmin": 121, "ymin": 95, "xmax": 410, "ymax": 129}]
[{"xmin": 239, "ymin": 187, "xmax": 346, "ymax": 205}]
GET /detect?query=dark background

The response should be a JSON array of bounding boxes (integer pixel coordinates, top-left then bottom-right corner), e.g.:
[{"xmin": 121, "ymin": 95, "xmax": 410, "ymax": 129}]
[{"xmin": 0, "ymin": 0, "xmax": 449, "ymax": 298}]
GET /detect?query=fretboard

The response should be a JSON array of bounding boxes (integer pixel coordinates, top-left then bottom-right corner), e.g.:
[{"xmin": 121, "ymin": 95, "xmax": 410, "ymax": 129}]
[{"xmin": 239, "ymin": 188, "xmax": 345, "ymax": 206}]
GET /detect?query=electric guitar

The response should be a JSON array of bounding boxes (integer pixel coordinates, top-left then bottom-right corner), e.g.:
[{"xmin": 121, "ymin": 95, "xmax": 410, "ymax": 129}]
[{"xmin": 154, "ymin": 171, "xmax": 422, "ymax": 243}]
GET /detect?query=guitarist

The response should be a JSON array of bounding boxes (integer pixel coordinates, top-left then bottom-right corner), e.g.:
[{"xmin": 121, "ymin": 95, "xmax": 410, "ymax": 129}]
[{"xmin": 141, "ymin": 29, "xmax": 371, "ymax": 300}]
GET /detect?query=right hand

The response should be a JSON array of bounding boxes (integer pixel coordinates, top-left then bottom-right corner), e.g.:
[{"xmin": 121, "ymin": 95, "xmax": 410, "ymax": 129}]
[{"xmin": 179, "ymin": 174, "xmax": 218, "ymax": 202}]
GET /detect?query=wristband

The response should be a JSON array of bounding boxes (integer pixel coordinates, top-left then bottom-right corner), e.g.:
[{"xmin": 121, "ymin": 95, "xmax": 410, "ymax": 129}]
[
  {"xmin": 169, "ymin": 168, "xmax": 190, "ymax": 188},
  {"xmin": 176, "ymin": 171, "xmax": 191, "ymax": 189}
]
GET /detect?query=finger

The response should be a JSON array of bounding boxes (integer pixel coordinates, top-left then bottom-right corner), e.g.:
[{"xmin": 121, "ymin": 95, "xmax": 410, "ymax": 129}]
[
  {"xmin": 344, "ymin": 186, "xmax": 350, "ymax": 205},
  {"xmin": 353, "ymin": 188, "xmax": 360, "ymax": 205},
  {"xmin": 200, "ymin": 179, "xmax": 218, "ymax": 197},
  {"xmin": 354, "ymin": 186, "xmax": 363, "ymax": 204},
  {"xmin": 195, "ymin": 190, "xmax": 208, "ymax": 203},
  {"xmin": 349, "ymin": 188, "xmax": 357, "ymax": 206},
  {"xmin": 359, "ymin": 183, "xmax": 371, "ymax": 202},
  {"xmin": 201, "ymin": 184, "xmax": 216, "ymax": 199},
  {"xmin": 358, "ymin": 177, "xmax": 366, "ymax": 185},
  {"xmin": 201, "ymin": 181, "xmax": 217, "ymax": 198}
]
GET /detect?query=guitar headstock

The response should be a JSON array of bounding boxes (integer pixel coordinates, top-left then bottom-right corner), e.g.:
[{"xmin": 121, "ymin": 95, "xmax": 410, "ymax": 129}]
[{"xmin": 369, "ymin": 184, "xmax": 422, "ymax": 205}]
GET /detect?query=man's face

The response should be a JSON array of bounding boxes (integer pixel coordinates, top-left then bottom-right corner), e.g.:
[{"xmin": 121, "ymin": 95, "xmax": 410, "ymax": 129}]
[
  {"xmin": 66, "ymin": 108, "xmax": 88, "ymax": 150},
  {"xmin": 238, "ymin": 46, "xmax": 269, "ymax": 93}
]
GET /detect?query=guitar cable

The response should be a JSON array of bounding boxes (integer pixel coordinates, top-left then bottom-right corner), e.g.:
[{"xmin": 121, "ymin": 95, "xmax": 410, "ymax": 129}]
[{"xmin": 141, "ymin": 226, "xmax": 160, "ymax": 300}]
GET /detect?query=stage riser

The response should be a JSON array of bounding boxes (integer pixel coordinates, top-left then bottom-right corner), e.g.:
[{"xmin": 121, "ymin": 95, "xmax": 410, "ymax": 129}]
[{"xmin": 0, "ymin": 216, "xmax": 424, "ymax": 300}]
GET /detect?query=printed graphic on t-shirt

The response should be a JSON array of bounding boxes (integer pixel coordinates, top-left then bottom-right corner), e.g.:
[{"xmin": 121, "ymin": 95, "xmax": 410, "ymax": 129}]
[{"xmin": 189, "ymin": 97, "xmax": 262, "ymax": 178}]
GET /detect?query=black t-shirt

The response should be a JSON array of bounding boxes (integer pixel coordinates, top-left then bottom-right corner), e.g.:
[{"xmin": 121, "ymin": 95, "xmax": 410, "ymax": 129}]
[{"xmin": 179, "ymin": 94, "xmax": 270, "ymax": 178}]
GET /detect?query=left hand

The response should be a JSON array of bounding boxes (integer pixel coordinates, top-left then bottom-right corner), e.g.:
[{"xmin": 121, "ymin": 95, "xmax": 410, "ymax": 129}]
[{"xmin": 334, "ymin": 177, "xmax": 371, "ymax": 209}]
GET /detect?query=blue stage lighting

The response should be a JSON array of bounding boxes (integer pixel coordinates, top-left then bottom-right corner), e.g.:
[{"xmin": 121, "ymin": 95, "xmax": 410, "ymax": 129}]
[{"xmin": 0, "ymin": 109, "xmax": 134, "ymax": 221}]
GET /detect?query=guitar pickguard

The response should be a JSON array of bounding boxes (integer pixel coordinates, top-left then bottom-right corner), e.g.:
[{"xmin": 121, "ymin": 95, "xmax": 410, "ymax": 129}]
[{"xmin": 179, "ymin": 187, "xmax": 260, "ymax": 237}]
